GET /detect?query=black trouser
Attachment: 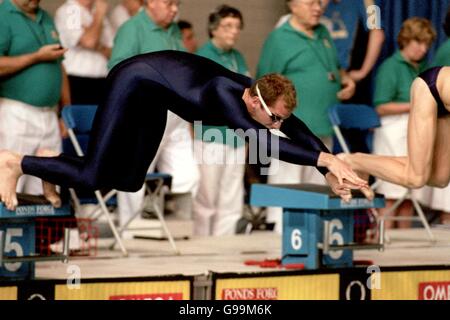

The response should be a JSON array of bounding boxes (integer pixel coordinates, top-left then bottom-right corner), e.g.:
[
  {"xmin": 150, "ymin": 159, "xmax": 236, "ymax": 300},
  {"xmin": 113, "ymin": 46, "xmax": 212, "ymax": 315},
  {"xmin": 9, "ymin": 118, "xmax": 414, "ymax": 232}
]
[{"xmin": 68, "ymin": 75, "xmax": 107, "ymax": 106}]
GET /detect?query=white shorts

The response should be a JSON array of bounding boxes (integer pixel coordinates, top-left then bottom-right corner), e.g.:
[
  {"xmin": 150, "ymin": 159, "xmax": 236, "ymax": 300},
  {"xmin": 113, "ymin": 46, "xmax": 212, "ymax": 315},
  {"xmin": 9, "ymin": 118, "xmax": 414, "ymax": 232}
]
[
  {"xmin": 373, "ymin": 114, "xmax": 408, "ymax": 199},
  {"xmin": 0, "ymin": 98, "xmax": 61, "ymax": 194},
  {"xmin": 373, "ymin": 114, "xmax": 426, "ymax": 200}
]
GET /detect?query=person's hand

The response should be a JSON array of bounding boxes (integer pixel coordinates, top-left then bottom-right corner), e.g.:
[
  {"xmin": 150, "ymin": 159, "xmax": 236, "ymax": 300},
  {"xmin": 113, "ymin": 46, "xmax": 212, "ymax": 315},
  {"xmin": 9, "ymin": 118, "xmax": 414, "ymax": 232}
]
[
  {"xmin": 337, "ymin": 74, "xmax": 356, "ymax": 100},
  {"xmin": 326, "ymin": 172, "xmax": 375, "ymax": 202},
  {"xmin": 336, "ymin": 153, "xmax": 375, "ymax": 201},
  {"xmin": 35, "ymin": 44, "xmax": 67, "ymax": 62},
  {"xmin": 318, "ymin": 152, "xmax": 368, "ymax": 187},
  {"xmin": 325, "ymin": 172, "xmax": 355, "ymax": 202}
]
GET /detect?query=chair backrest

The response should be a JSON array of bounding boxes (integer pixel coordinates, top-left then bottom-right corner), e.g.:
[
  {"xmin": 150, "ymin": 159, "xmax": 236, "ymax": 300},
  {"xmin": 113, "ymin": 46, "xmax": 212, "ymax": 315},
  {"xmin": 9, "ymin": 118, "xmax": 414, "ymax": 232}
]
[
  {"xmin": 61, "ymin": 105, "xmax": 98, "ymax": 156},
  {"xmin": 329, "ymin": 104, "xmax": 381, "ymax": 130},
  {"xmin": 328, "ymin": 104, "xmax": 381, "ymax": 154},
  {"xmin": 61, "ymin": 105, "xmax": 97, "ymax": 132}
]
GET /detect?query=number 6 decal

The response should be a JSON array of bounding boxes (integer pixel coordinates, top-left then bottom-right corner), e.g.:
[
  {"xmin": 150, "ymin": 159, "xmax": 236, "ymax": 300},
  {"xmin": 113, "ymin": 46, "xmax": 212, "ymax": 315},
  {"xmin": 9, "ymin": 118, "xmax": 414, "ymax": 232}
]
[
  {"xmin": 291, "ymin": 229, "xmax": 302, "ymax": 251},
  {"xmin": 328, "ymin": 219, "xmax": 344, "ymax": 259}
]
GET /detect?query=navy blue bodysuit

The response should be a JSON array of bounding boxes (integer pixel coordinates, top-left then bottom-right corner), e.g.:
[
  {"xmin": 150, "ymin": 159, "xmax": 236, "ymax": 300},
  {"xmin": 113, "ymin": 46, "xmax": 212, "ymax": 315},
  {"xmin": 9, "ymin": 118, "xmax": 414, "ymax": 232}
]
[
  {"xmin": 418, "ymin": 66, "xmax": 450, "ymax": 118},
  {"xmin": 22, "ymin": 51, "xmax": 330, "ymax": 192}
]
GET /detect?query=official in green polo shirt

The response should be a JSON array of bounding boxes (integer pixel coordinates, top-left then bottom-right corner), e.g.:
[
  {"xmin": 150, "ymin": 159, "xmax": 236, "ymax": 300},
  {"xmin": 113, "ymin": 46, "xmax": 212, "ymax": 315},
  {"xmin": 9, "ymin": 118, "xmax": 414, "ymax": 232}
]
[
  {"xmin": 0, "ymin": 0, "xmax": 67, "ymax": 107},
  {"xmin": 108, "ymin": 1, "xmax": 184, "ymax": 70},
  {"xmin": 108, "ymin": 0, "xmax": 199, "ymax": 230},
  {"xmin": 195, "ymin": 39, "xmax": 248, "ymax": 149},
  {"xmin": 256, "ymin": 0, "xmax": 355, "ymax": 233},
  {"xmin": 193, "ymin": 5, "xmax": 249, "ymax": 237},
  {"xmin": 257, "ymin": 21, "xmax": 341, "ymax": 137},
  {"xmin": 372, "ymin": 17, "xmax": 436, "ymax": 229},
  {"xmin": 0, "ymin": 0, "xmax": 69, "ymax": 200},
  {"xmin": 432, "ymin": 7, "xmax": 450, "ymax": 67}
]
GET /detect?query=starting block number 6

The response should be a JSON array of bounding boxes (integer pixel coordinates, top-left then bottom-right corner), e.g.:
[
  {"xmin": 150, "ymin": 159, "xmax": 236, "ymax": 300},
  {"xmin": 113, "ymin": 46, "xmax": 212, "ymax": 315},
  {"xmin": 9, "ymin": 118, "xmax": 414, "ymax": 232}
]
[
  {"xmin": 328, "ymin": 219, "xmax": 344, "ymax": 260},
  {"xmin": 291, "ymin": 229, "xmax": 303, "ymax": 251},
  {"xmin": 3, "ymin": 228, "xmax": 24, "ymax": 272}
]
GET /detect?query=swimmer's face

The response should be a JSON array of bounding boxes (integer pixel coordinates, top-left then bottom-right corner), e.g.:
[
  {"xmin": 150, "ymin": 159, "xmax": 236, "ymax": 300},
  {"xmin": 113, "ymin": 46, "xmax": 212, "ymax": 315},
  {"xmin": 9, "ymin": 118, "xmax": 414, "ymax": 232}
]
[{"xmin": 247, "ymin": 94, "xmax": 292, "ymax": 130}]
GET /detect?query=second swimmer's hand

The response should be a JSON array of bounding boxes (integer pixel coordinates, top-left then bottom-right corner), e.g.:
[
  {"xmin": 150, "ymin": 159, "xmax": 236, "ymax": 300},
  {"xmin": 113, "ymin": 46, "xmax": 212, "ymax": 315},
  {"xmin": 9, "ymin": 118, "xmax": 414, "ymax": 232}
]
[
  {"xmin": 325, "ymin": 172, "xmax": 352, "ymax": 202},
  {"xmin": 318, "ymin": 152, "xmax": 368, "ymax": 187}
]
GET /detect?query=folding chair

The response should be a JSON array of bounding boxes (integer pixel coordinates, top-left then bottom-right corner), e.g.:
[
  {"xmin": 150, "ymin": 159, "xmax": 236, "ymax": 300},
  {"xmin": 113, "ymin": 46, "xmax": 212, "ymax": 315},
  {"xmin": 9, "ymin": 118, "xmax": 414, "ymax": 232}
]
[
  {"xmin": 62, "ymin": 105, "xmax": 180, "ymax": 256},
  {"xmin": 329, "ymin": 104, "xmax": 435, "ymax": 242},
  {"xmin": 62, "ymin": 105, "xmax": 128, "ymax": 255},
  {"xmin": 111, "ymin": 173, "xmax": 179, "ymax": 255}
]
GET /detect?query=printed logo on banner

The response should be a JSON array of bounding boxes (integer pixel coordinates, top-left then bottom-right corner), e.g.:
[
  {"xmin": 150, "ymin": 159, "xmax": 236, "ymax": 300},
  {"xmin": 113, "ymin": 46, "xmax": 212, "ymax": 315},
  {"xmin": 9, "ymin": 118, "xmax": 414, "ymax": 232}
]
[
  {"xmin": 419, "ymin": 282, "xmax": 450, "ymax": 300},
  {"xmin": 110, "ymin": 293, "xmax": 183, "ymax": 300},
  {"xmin": 340, "ymin": 267, "xmax": 380, "ymax": 300},
  {"xmin": 222, "ymin": 288, "xmax": 278, "ymax": 300}
]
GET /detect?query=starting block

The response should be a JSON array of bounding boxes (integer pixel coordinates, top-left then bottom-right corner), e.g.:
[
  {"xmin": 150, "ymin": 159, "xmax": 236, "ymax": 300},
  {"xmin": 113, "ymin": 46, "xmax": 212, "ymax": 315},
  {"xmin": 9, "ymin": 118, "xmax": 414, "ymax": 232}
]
[
  {"xmin": 0, "ymin": 194, "xmax": 71, "ymax": 279},
  {"xmin": 250, "ymin": 184, "xmax": 385, "ymax": 269}
]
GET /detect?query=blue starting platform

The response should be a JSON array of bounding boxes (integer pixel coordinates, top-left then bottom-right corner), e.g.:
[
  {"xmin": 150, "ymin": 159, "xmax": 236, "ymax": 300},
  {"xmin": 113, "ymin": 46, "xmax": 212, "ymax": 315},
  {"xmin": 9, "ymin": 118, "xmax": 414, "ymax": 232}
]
[
  {"xmin": 250, "ymin": 184, "xmax": 385, "ymax": 269},
  {"xmin": 0, "ymin": 194, "xmax": 71, "ymax": 280}
]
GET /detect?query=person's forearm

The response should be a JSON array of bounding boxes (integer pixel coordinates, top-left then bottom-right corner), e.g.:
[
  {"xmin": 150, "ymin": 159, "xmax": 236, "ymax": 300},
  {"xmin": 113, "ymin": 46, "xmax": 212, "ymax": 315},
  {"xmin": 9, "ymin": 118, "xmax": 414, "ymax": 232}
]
[
  {"xmin": 316, "ymin": 152, "xmax": 332, "ymax": 176},
  {"xmin": 317, "ymin": 152, "xmax": 334, "ymax": 167},
  {"xmin": 340, "ymin": 69, "xmax": 351, "ymax": 81},
  {"xmin": 59, "ymin": 66, "xmax": 71, "ymax": 112},
  {"xmin": 376, "ymin": 102, "xmax": 410, "ymax": 116},
  {"xmin": 78, "ymin": 14, "xmax": 105, "ymax": 50},
  {"xmin": 0, "ymin": 53, "xmax": 39, "ymax": 77},
  {"xmin": 358, "ymin": 30, "xmax": 385, "ymax": 76}
]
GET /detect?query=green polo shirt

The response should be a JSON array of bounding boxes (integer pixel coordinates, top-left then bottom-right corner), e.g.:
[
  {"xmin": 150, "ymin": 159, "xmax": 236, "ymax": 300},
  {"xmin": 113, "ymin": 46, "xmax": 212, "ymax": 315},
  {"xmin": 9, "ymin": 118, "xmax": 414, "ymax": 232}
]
[
  {"xmin": 195, "ymin": 40, "xmax": 248, "ymax": 148},
  {"xmin": 108, "ymin": 9, "xmax": 184, "ymax": 70},
  {"xmin": 256, "ymin": 21, "xmax": 341, "ymax": 137},
  {"xmin": 0, "ymin": 0, "xmax": 62, "ymax": 107},
  {"xmin": 432, "ymin": 38, "xmax": 450, "ymax": 66},
  {"xmin": 374, "ymin": 50, "xmax": 428, "ymax": 108}
]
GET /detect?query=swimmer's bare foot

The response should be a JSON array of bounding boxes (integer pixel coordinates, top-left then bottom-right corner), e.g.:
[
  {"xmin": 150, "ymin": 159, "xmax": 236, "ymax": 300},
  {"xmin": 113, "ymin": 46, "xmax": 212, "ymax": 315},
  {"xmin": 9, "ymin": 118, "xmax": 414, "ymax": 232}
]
[
  {"xmin": 0, "ymin": 150, "xmax": 23, "ymax": 211},
  {"xmin": 36, "ymin": 148, "xmax": 61, "ymax": 208}
]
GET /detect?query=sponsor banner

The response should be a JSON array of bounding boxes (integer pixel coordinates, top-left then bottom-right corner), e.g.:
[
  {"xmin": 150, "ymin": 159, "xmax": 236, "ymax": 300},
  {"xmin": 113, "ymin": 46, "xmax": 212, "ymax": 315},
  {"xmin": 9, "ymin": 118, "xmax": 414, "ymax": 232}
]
[
  {"xmin": 215, "ymin": 274, "xmax": 339, "ymax": 300},
  {"xmin": 18, "ymin": 281, "xmax": 55, "ymax": 300},
  {"xmin": 340, "ymin": 267, "xmax": 375, "ymax": 300},
  {"xmin": 55, "ymin": 280, "xmax": 190, "ymax": 300},
  {"xmin": 0, "ymin": 286, "xmax": 17, "ymax": 300},
  {"xmin": 110, "ymin": 293, "xmax": 183, "ymax": 300},
  {"xmin": 372, "ymin": 270, "xmax": 450, "ymax": 300},
  {"xmin": 419, "ymin": 281, "xmax": 450, "ymax": 300}
]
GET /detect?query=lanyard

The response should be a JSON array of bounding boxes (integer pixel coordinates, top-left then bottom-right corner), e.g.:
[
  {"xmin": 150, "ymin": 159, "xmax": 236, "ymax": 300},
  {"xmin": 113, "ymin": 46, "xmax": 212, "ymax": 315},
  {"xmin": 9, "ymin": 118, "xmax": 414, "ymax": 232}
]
[
  {"xmin": 20, "ymin": 13, "xmax": 48, "ymax": 47},
  {"xmin": 220, "ymin": 51, "xmax": 239, "ymax": 73},
  {"xmin": 305, "ymin": 35, "xmax": 337, "ymax": 82}
]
